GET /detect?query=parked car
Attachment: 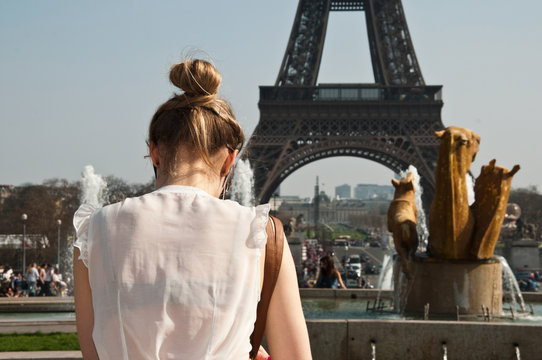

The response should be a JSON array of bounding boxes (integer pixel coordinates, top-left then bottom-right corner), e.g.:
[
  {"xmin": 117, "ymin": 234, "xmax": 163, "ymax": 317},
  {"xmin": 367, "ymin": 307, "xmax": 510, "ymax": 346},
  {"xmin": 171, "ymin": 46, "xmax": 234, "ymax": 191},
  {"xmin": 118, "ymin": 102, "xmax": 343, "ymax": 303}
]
[
  {"xmin": 334, "ymin": 239, "xmax": 349, "ymax": 247},
  {"xmin": 364, "ymin": 263, "xmax": 377, "ymax": 274},
  {"xmin": 343, "ymin": 269, "xmax": 361, "ymax": 288},
  {"xmin": 347, "ymin": 264, "xmax": 362, "ymax": 278},
  {"xmin": 351, "ymin": 240, "xmax": 364, "ymax": 247},
  {"xmin": 348, "ymin": 255, "xmax": 361, "ymax": 264}
]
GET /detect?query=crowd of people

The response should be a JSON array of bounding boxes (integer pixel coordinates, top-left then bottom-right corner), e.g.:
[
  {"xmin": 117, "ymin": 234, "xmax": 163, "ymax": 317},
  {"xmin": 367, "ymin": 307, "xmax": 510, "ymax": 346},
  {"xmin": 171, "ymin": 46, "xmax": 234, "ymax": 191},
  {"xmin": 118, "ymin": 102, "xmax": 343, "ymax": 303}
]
[
  {"xmin": 0, "ymin": 263, "xmax": 70, "ymax": 297},
  {"xmin": 300, "ymin": 240, "xmax": 325, "ymax": 287},
  {"xmin": 299, "ymin": 240, "xmax": 325, "ymax": 287}
]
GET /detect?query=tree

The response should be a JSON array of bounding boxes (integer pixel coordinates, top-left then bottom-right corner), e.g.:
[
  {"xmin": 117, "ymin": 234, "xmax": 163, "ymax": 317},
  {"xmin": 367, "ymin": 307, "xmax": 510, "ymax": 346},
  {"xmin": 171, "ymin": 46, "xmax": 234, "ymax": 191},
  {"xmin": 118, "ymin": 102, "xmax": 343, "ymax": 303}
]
[
  {"xmin": 104, "ymin": 176, "xmax": 155, "ymax": 204},
  {"xmin": 104, "ymin": 176, "xmax": 132, "ymax": 204},
  {"xmin": 509, "ymin": 186, "xmax": 542, "ymax": 240}
]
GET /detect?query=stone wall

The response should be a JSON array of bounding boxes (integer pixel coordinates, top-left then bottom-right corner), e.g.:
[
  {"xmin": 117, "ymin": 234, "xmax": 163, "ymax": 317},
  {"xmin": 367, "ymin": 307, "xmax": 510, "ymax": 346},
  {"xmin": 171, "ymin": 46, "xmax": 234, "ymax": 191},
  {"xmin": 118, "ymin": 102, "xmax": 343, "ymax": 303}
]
[
  {"xmin": 510, "ymin": 241, "xmax": 540, "ymax": 269},
  {"xmin": 307, "ymin": 319, "xmax": 542, "ymax": 360}
]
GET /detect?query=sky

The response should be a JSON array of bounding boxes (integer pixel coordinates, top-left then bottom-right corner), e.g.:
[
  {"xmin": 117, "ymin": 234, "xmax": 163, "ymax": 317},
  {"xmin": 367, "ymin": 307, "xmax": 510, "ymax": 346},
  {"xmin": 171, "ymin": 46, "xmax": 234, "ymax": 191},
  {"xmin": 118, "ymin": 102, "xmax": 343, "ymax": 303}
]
[{"xmin": 1, "ymin": 0, "xmax": 541, "ymax": 199}]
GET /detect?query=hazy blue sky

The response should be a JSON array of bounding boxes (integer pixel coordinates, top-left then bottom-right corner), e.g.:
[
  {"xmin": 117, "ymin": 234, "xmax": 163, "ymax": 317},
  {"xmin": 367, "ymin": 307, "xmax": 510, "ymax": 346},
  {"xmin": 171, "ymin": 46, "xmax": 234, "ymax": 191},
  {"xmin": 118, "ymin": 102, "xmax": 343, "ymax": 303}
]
[{"xmin": 1, "ymin": 0, "xmax": 541, "ymax": 199}]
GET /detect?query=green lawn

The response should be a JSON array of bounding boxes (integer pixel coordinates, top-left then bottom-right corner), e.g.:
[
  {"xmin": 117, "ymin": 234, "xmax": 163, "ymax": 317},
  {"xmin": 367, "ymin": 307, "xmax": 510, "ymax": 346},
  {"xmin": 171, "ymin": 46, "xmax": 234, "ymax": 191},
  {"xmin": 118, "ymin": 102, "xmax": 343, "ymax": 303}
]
[{"xmin": 0, "ymin": 332, "xmax": 80, "ymax": 352}]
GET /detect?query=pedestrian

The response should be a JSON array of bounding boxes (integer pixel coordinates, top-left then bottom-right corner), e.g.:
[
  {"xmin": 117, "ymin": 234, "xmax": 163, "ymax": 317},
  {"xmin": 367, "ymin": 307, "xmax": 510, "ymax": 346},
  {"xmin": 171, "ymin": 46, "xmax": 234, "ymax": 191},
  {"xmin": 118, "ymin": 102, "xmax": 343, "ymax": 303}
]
[
  {"xmin": 26, "ymin": 263, "xmax": 39, "ymax": 296},
  {"xmin": 3, "ymin": 266, "xmax": 13, "ymax": 281},
  {"xmin": 37, "ymin": 264, "xmax": 46, "ymax": 296},
  {"xmin": 52, "ymin": 268, "xmax": 67, "ymax": 296},
  {"xmin": 316, "ymin": 255, "xmax": 346, "ymax": 289},
  {"xmin": 43, "ymin": 264, "xmax": 53, "ymax": 296},
  {"xmin": 73, "ymin": 58, "xmax": 312, "ymax": 360}
]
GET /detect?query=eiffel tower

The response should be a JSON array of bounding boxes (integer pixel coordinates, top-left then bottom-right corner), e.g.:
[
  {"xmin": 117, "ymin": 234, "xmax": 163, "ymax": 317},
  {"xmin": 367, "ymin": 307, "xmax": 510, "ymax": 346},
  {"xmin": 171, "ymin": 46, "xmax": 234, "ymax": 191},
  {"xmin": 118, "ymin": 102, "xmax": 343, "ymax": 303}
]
[{"xmin": 245, "ymin": 0, "xmax": 445, "ymax": 209}]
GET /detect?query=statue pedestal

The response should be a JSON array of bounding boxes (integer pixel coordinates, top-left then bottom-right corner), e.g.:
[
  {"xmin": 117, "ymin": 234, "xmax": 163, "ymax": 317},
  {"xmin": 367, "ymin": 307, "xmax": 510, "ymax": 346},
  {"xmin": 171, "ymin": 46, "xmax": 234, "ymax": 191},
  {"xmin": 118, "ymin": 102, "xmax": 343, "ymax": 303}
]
[{"xmin": 402, "ymin": 255, "xmax": 502, "ymax": 315}]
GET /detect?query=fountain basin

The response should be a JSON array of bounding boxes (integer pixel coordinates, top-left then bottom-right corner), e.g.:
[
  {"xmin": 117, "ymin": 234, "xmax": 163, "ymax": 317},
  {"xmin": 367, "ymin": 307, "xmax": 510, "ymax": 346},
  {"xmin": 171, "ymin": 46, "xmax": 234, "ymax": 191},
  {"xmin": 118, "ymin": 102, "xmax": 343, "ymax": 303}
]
[{"xmin": 403, "ymin": 255, "xmax": 502, "ymax": 315}]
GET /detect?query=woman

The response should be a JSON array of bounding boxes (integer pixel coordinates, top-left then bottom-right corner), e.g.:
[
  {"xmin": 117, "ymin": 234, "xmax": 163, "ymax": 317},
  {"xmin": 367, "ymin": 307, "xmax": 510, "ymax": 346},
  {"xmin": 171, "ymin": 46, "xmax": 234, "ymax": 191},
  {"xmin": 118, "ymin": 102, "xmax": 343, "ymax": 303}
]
[
  {"xmin": 316, "ymin": 255, "xmax": 345, "ymax": 289},
  {"xmin": 73, "ymin": 59, "xmax": 312, "ymax": 360},
  {"xmin": 26, "ymin": 263, "xmax": 39, "ymax": 296}
]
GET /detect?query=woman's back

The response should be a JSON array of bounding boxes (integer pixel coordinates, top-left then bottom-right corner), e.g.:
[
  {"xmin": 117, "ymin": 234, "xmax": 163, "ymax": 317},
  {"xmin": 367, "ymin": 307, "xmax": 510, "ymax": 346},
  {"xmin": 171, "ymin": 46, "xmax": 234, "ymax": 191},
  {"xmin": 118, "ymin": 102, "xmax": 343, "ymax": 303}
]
[
  {"xmin": 75, "ymin": 185, "xmax": 269, "ymax": 359},
  {"xmin": 316, "ymin": 273, "xmax": 338, "ymax": 288},
  {"xmin": 74, "ymin": 58, "xmax": 311, "ymax": 360}
]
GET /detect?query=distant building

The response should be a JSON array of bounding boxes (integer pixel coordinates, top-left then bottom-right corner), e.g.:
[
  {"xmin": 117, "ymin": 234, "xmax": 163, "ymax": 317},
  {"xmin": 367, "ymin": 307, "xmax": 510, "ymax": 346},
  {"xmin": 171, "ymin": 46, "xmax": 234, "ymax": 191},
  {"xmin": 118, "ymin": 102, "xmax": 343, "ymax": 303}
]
[
  {"xmin": 277, "ymin": 196, "xmax": 313, "ymax": 224},
  {"xmin": 354, "ymin": 184, "xmax": 394, "ymax": 201},
  {"xmin": 276, "ymin": 195, "xmax": 389, "ymax": 225},
  {"xmin": 274, "ymin": 182, "xmax": 395, "ymax": 229},
  {"xmin": 318, "ymin": 190, "xmax": 330, "ymax": 203},
  {"xmin": 0, "ymin": 234, "xmax": 49, "ymax": 249},
  {"xmin": 335, "ymin": 184, "xmax": 351, "ymax": 199}
]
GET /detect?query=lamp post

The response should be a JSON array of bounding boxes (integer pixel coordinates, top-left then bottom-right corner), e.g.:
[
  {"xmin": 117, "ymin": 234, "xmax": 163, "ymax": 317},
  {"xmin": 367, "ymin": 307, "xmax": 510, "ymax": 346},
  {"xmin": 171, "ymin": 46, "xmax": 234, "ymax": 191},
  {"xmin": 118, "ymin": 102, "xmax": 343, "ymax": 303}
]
[
  {"xmin": 21, "ymin": 214, "xmax": 27, "ymax": 272},
  {"xmin": 56, "ymin": 219, "xmax": 62, "ymax": 274}
]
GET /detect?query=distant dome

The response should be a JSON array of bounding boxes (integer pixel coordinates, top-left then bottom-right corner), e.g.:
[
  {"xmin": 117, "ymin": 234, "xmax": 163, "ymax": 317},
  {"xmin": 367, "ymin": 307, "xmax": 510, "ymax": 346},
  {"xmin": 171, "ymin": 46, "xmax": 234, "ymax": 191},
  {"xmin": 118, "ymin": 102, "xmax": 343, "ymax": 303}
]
[{"xmin": 505, "ymin": 203, "xmax": 521, "ymax": 220}]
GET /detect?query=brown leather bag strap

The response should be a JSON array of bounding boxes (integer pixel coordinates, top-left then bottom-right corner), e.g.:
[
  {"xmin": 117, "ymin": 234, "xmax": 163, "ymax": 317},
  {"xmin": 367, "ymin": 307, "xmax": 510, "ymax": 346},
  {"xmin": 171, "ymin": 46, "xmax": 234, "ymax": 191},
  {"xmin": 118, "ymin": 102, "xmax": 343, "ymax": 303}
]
[{"xmin": 249, "ymin": 215, "xmax": 285, "ymax": 359}]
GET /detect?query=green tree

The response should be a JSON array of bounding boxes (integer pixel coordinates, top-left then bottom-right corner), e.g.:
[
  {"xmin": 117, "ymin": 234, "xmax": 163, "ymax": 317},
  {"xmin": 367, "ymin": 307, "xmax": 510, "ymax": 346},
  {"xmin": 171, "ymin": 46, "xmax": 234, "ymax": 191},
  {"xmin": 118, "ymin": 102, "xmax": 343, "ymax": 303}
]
[
  {"xmin": 509, "ymin": 186, "xmax": 542, "ymax": 240},
  {"xmin": 104, "ymin": 176, "xmax": 154, "ymax": 204}
]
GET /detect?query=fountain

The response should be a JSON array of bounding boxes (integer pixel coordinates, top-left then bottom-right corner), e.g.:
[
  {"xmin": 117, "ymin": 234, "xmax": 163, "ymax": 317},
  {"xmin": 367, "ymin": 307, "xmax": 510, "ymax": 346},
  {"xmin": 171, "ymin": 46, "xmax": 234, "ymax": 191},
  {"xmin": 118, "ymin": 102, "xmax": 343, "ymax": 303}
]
[
  {"xmin": 80, "ymin": 165, "xmax": 108, "ymax": 208},
  {"xmin": 60, "ymin": 165, "xmax": 108, "ymax": 287},
  {"xmin": 389, "ymin": 126, "xmax": 521, "ymax": 315},
  {"xmin": 230, "ymin": 158, "xmax": 255, "ymax": 206},
  {"xmin": 398, "ymin": 166, "xmax": 429, "ymax": 252}
]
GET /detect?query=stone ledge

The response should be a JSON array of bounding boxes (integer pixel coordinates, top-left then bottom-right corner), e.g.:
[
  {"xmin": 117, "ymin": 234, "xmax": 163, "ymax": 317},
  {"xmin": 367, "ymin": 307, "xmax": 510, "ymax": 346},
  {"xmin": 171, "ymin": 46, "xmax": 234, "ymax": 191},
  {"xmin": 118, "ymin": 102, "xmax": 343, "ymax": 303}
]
[
  {"xmin": 299, "ymin": 288, "xmax": 393, "ymax": 299},
  {"xmin": 0, "ymin": 351, "xmax": 81, "ymax": 360},
  {"xmin": 0, "ymin": 320, "xmax": 76, "ymax": 334},
  {"xmin": 307, "ymin": 319, "xmax": 542, "ymax": 360}
]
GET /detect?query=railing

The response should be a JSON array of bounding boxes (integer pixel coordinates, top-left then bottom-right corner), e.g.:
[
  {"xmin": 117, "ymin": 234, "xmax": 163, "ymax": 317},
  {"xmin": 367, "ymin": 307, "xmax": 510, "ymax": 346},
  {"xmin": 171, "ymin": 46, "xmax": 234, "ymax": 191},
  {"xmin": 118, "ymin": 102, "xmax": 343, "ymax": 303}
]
[
  {"xmin": 330, "ymin": 0, "xmax": 365, "ymax": 11},
  {"xmin": 259, "ymin": 84, "xmax": 443, "ymax": 102}
]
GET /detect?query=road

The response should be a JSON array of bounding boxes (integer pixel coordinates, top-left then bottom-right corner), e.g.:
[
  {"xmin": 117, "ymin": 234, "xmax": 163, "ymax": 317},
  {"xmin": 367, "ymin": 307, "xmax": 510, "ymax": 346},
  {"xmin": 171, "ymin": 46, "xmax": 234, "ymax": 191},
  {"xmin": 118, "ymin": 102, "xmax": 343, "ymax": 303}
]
[
  {"xmin": 330, "ymin": 245, "xmax": 394, "ymax": 288},
  {"xmin": 333, "ymin": 245, "xmax": 392, "ymax": 267}
]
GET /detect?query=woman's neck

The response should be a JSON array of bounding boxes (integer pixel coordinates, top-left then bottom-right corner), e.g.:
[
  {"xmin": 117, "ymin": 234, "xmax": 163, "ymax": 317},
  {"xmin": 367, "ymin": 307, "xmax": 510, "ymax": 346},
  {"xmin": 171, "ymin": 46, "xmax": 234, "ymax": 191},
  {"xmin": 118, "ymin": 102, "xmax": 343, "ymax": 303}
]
[{"xmin": 156, "ymin": 163, "xmax": 223, "ymax": 198}]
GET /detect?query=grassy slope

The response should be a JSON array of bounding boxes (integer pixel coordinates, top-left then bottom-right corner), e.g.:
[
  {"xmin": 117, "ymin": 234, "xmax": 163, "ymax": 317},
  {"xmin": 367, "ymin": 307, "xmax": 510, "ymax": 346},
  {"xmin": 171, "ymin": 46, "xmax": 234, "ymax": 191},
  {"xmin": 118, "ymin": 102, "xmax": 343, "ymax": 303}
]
[{"xmin": 0, "ymin": 332, "xmax": 80, "ymax": 352}]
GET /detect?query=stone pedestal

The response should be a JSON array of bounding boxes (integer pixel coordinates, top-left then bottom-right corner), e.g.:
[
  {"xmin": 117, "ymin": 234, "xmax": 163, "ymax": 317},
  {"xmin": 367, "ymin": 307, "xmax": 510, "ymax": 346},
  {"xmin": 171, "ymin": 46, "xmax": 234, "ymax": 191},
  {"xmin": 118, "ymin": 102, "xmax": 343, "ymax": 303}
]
[{"xmin": 402, "ymin": 255, "xmax": 502, "ymax": 315}]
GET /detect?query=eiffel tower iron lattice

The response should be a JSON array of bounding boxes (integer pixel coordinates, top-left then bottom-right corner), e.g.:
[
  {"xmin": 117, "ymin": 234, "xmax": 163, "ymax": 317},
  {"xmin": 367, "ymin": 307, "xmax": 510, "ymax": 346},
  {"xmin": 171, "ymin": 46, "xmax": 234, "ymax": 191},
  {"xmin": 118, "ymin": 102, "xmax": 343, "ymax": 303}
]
[{"xmin": 245, "ymin": 0, "xmax": 445, "ymax": 209}]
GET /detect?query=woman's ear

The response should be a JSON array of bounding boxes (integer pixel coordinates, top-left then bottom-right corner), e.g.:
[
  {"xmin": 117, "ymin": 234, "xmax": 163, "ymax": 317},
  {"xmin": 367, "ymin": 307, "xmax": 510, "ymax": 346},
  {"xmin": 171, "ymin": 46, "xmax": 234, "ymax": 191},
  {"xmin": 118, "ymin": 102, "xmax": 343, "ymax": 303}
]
[
  {"xmin": 150, "ymin": 141, "xmax": 160, "ymax": 168},
  {"xmin": 221, "ymin": 149, "xmax": 239, "ymax": 176}
]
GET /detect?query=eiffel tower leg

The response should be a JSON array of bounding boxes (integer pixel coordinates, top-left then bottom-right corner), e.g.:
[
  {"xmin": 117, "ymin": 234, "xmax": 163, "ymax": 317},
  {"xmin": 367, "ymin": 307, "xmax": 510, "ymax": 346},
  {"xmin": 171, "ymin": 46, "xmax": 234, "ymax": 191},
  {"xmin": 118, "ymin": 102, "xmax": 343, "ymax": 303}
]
[{"xmin": 275, "ymin": 0, "xmax": 331, "ymax": 87}]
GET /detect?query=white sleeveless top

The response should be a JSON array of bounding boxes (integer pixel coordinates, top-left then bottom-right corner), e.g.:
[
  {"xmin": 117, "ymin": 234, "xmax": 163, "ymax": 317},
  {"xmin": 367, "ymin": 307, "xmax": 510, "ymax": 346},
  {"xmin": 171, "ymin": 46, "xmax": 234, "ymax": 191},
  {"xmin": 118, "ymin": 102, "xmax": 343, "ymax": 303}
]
[{"xmin": 73, "ymin": 185, "xmax": 270, "ymax": 360}]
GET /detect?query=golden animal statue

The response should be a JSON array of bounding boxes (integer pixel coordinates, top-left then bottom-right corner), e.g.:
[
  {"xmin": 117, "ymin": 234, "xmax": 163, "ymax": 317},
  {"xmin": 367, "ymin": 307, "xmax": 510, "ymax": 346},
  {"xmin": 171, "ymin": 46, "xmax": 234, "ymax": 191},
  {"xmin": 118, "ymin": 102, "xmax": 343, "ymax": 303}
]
[
  {"xmin": 388, "ymin": 172, "xmax": 418, "ymax": 278},
  {"xmin": 428, "ymin": 126, "xmax": 480, "ymax": 259},
  {"xmin": 392, "ymin": 126, "xmax": 520, "ymax": 316},
  {"xmin": 470, "ymin": 160, "xmax": 520, "ymax": 259},
  {"xmin": 427, "ymin": 126, "xmax": 520, "ymax": 260}
]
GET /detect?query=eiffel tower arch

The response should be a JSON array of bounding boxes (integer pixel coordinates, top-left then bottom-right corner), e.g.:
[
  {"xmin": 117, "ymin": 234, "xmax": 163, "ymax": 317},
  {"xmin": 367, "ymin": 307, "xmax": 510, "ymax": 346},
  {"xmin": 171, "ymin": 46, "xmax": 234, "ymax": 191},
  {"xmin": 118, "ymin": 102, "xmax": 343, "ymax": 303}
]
[{"xmin": 245, "ymin": 0, "xmax": 445, "ymax": 209}]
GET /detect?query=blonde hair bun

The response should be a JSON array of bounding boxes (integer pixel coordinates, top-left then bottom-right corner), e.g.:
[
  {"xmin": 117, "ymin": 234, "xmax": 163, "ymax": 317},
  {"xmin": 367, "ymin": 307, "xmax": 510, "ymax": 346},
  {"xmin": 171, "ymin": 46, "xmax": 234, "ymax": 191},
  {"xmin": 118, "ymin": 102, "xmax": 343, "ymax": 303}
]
[
  {"xmin": 149, "ymin": 57, "xmax": 244, "ymax": 177},
  {"xmin": 169, "ymin": 59, "xmax": 221, "ymax": 97}
]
